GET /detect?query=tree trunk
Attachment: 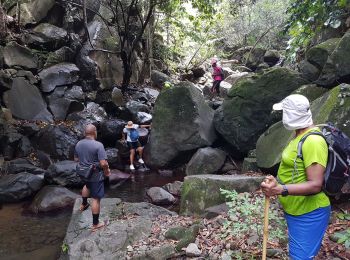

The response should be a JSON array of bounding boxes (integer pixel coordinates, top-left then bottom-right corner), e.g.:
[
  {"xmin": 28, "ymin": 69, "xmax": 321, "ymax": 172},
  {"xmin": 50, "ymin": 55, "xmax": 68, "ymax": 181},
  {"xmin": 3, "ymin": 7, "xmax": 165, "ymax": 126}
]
[
  {"xmin": 121, "ymin": 50, "xmax": 132, "ymax": 93},
  {"xmin": 0, "ymin": 3, "xmax": 7, "ymax": 42}
]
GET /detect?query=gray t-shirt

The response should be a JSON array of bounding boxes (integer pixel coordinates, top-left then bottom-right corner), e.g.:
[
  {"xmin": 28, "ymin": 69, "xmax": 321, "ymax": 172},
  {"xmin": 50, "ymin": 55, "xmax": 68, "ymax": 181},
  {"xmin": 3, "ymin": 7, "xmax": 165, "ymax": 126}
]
[
  {"xmin": 74, "ymin": 138, "xmax": 107, "ymax": 182},
  {"xmin": 123, "ymin": 124, "xmax": 139, "ymax": 142}
]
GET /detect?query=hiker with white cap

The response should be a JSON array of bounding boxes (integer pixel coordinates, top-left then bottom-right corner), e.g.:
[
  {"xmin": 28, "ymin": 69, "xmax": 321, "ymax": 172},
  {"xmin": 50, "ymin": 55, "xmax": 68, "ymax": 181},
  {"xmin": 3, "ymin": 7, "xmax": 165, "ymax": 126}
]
[
  {"xmin": 261, "ymin": 94, "xmax": 330, "ymax": 259},
  {"xmin": 122, "ymin": 121, "xmax": 151, "ymax": 170}
]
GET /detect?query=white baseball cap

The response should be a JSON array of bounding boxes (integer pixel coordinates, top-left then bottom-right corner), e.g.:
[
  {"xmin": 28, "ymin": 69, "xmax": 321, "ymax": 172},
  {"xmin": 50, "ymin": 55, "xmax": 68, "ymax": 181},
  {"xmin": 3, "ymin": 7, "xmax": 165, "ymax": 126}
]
[{"xmin": 273, "ymin": 94, "xmax": 313, "ymax": 130}]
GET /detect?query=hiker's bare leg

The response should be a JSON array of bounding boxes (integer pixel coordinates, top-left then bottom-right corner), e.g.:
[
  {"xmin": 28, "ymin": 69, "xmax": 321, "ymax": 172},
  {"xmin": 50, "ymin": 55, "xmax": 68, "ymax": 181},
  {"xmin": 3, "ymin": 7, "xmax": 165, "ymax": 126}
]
[
  {"xmin": 91, "ymin": 198, "xmax": 100, "ymax": 214},
  {"xmin": 137, "ymin": 146, "xmax": 143, "ymax": 159},
  {"xmin": 130, "ymin": 149, "xmax": 135, "ymax": 165},
  {"xmin": 82, "ymin": 185, "xmax": 90, "ymax": 197}
]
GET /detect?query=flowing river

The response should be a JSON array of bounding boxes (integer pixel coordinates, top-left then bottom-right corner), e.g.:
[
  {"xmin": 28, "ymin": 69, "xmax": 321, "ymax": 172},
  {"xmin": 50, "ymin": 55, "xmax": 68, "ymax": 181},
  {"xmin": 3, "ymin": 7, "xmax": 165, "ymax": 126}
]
[{"xmin": 0, "ymin": 171, "xmax": 184, "ymax": 260}]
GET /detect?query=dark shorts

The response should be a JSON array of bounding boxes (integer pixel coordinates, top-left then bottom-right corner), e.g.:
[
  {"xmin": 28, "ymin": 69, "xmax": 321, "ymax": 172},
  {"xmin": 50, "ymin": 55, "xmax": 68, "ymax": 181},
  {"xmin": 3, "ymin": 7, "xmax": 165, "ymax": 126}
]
[
  {"xmin": 86, "ymin": 181, "xmax": 104, "ymax": 199},
  {"xmin": 127, "ymin": 141, "xmax": 141, "ymax": 150},
  {"xmin": 212, "ymin": 80, "xmax": 221, "ymax": 94}
]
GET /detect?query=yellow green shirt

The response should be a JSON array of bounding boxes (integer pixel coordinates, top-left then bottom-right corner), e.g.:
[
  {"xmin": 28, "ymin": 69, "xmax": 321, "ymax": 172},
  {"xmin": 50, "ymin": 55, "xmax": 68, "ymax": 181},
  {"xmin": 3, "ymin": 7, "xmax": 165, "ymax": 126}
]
[{"xmin": 277, "ymin": 127, "xmax": 330, "ymax": 216}]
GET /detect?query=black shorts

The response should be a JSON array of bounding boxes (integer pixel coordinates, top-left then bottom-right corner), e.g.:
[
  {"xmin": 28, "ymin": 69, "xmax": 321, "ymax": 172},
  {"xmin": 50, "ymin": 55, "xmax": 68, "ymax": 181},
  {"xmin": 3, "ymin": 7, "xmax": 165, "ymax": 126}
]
[
  {"xmin": 127, "ymin": 141, "xmax": 141, "ymax": 150},
  {"xmin": 86, "ymin": 181, "xmax": 104, "ymax": 199},
  {"xmin": 212, "ymin": 80, "xmax": 221, "ymax": 94}
]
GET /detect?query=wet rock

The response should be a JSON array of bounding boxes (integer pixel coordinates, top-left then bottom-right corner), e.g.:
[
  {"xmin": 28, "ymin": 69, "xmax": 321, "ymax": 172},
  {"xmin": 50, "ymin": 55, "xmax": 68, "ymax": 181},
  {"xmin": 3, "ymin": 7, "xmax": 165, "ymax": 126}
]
[
  {"xmin": 45, "ymin": 160, "xmax": 82, "ymax": 187},
  {"xmin": 29, "ymin": 185, "xmax": 78, "ymax": 213},
  {"xmin": 163, "ymin": 181, "xmax": 183, "ymax": 196},
  {"xmin": 186, "ymin": 147, "xmax": 227, "ymax": 175},
  {"xmin": 99, "ymin": 119, "xmax": 126, "ymax": 147},
  {"xmin": 145, "ymin": 82, "xmax": 217, "ymax": 168},
  {"xmin": 3, "ymin": 158, "xmax": 46, "ymax": 175},
  {"xmin": 34, "ymin": 125, "xmax": 78, "ymax": 160},
  {"xmin": 203, "ymin": 203, "xmax": 229, "ymax": 219},
  {"xmin": 146, "ymin": 187, "xmax": 176, "ymax": 205},
  {"xmin": 61, "ymin": 199, "xmax": 176, "ymax": 259},
  {"xmin": 151, "ymin": 70, "xmax": 171, "ymax": 89},
  {"xmin": 214, "ymin": 68, "xmax": 308, "ymax": 156},
  {"xmin": 38, "ymin": 63, "xmax": 80, "ymax": 93},
  {"xmin": 180, "ymin": 175, "xmax": 264, "ymax": 215},
  {"xmin": 135, "ymin": 112, "xmax": 152, "ymax": 124},
  {"xmin": 186, "ymin": 243, "xmax": 201, "ymax": 257},
  {"xmin": 263, "ymin": 50, "xmax": 280, "ymax": 67},
  {"xmin": 0, "ymin": 173, "xmax": 44, "ymax": 203},
  {"xmin": 105, "ymin": 148, "xmax": 122, "ymax": 169},
  {"xmin": 108, "ymin": 169, "xmax": 130, "ymax": 184},
  {"xmin": 3, "ymin": 77, "xmax": 53, "ymax": 121},
  {"xmin": 3, "ymin": 41, "xmax": 38, "ymax": 70},
  {"xmin": 32, "ymin": 23, "xmax": 68, "ymax": 49}
]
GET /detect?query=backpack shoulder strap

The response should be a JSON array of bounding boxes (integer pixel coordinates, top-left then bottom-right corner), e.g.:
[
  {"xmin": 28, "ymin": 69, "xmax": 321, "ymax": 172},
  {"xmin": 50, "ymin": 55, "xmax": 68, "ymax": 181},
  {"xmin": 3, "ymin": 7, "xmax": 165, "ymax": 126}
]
[{"xmin": 297, "ymin": 132, "xmax": 325, "ymax": 160}]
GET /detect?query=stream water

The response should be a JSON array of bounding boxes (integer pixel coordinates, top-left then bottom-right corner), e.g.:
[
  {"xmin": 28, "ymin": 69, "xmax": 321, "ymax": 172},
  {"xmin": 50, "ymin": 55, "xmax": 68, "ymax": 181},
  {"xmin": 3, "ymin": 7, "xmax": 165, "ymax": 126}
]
[{"xmin": 0, "ymin": 170, "xmax": 185, "ymax": 260}]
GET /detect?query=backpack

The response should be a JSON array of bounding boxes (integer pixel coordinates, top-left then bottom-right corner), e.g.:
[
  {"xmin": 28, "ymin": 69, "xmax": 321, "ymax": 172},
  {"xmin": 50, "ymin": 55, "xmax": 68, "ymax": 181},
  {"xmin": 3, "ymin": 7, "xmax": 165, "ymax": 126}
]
[
  {"xmin": 297, "ymin": 123, "xmax": 350, "ymax": 195},
  {"xmin": 129, "ymin": 128, "xmax": 139, "ymax": 142}
]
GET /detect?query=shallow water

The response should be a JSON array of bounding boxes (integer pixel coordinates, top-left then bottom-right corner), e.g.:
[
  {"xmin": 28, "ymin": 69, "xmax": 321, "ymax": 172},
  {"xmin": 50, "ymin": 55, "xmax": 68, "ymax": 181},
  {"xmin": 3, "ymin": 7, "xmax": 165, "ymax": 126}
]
[{"xmin": 0, "ymin": 170, "xmax": 184, "ymax": 260}]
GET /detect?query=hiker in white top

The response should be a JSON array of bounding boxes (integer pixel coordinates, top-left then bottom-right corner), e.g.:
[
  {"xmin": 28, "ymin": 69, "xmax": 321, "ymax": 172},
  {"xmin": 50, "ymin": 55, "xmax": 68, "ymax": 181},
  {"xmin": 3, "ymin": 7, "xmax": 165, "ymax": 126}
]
[{"xmin": 122, "ymin": 121, "xmax": 151, "ymax": 170}]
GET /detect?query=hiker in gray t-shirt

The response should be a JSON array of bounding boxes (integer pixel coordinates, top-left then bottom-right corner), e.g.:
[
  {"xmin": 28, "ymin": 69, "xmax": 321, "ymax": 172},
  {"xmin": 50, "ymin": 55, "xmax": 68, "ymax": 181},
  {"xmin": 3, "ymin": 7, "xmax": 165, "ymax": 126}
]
[
  {"xmin": 122, "ymin": 121, "xmax": 151, "ymax": 170},
  {"xmin": 74, "ymin": 124, "xmax": 111, "ymax": 231}
]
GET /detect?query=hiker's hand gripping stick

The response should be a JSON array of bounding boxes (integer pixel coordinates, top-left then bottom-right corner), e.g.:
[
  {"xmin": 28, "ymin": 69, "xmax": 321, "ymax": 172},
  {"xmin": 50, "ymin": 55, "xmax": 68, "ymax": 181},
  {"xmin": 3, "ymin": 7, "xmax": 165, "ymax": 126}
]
[{"xmin": 262, "ymin": 177, "xmax": 271, "ymax": 260}]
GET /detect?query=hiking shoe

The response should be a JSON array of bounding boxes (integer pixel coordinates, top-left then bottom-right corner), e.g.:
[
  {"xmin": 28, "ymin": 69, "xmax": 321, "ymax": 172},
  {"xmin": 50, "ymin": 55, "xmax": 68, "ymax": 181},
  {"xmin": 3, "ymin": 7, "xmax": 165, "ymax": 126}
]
[
  {"xmin": 138, "ymin": 158, "xmax": 144, "ymax": 164},
  {"xmin": 130, "ymin": 164, "xmax": 135, "ymax": 170}
]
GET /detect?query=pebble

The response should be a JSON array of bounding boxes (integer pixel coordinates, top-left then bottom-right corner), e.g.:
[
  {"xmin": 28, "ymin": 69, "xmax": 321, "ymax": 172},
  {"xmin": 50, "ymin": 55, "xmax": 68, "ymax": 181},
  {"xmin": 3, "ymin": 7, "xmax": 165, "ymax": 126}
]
[
  {"xmin": 186, "ymin": 243, "xmax": 201, "ymax": 257},
  {"xmin": 127, "ymin": 245, "xmax": 133, "ymax": 252}
]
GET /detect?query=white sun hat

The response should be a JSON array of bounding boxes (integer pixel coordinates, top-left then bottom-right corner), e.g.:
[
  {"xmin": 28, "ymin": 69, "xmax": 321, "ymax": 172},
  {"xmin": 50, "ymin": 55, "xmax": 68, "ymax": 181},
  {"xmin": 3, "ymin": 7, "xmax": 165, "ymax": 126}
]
[{"xmin": 273, "ymin": 94, "xmax": 313, "ymax": 130}]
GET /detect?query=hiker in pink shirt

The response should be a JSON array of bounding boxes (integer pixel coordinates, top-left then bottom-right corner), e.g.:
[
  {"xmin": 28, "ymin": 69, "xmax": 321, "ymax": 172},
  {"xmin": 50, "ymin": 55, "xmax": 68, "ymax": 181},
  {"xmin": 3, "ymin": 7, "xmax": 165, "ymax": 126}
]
[{"xmin": 211, "ymin": 58, "xmax": 224, "ymax": 95}]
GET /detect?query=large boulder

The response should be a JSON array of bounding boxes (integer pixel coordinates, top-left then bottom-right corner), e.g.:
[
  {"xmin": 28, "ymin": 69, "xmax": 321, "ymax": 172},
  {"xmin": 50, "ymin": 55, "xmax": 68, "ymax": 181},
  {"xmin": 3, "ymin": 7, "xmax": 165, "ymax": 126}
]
[
  {"xmin": 3, "ymin": 42, "xmax": 38, "ymax": 70},
  {"xmin": 244, "ymin": 48, "xmax": 266, "ymax": 70},
  {"xmin": 61, "ymin": 199, "xmax": 176, "ymax": 259},
  {"xmin": 3, "ymin": 158, "xmax": 46, "ymax": 175},
  {"xmin": 32, "ymin": 23, "xmax": 68, "ymax": 49},
  {"xmin": 306, "ymin": 38, "xmax": 341, "ymax": 70},
  {"xmin": 44, "ymin": 47, "xmax": 76, "ymax": 67},
  {"xmin": 180, "ymin": 175, "xmax": 264, "ymax": 215},
  {"xmin": 105, "ymin": 148, "xmax": 123, "ymax": 169},
  {"xmin": 45, "ymin": 160, "xmax": 82, "ymax": 187},
  {"xmin": 317, "ymin": 32, "xmax": 350, "ymax": 87},
  {"xmin": 146, "ymin": 187, "xmax": 176, "ymax": 205},
  {"xmin": 263, "ymin": 50, "xmax": 280, "ymax": 67},
  {"xmin": 0, "ymin": 173, "xmax": 44, "ymax": 203},
  {"xmin": 3, "ymin": 77, "xmax": 53, "ymax": 121},
  {"xmin": 38, "ymin": 63, "xmax": 80, "ymax": 93},
  {"xmin": 29, "ymin": 185, "xmax": 78, "ymax": 213},
  {"xmin": 99, "ymin": 119, "xmax": 126, "ymax": 147},
  {"xmin": 224, "ymin": 72, "xmax": 249, "ymax": 86},
  {"xmin": 185, "ymin": 147, "xmax": 226, "ymax": 175},
  {"xmin": 67, "ymin": 102, "xmax": 107, "ymax": 124},
  {"xmin": 214, "ymin": 68, "xmax": 308, "ymax": 156},
  {"xmin": 125, "ymin": 100, "xmax": 150, "ymax": 121},
  {"xmin": 299, "ymin": 60, "xmax": 321, "ymax": 82},
  {"xmin": 34, "ymin": 125, "xmax": 78, "ymax": 160},
  {"xmin": 256, "ymin": 84, "xmax": 350, "ymax": 172},
  {"xmin": 151, "ymin": 70, "xmax": 171, "ymax": 89},
  {"xmin": 145, "ymin": 82, "xmax": 217, "ymax": 168}
]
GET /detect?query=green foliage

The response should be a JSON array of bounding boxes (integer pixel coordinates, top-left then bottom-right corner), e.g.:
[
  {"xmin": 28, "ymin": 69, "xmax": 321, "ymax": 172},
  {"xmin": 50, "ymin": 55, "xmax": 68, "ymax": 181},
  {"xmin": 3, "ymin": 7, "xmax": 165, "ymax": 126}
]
[
  {"xmin": 220, "ymin": 189, "xmax": 287, "ymax": 256},
  {"xmin": 61, "ymin": 243, "xmax": 69, "ymax": 254},
  {"xmin": 285, "ymin": 0, "xmax": 350, "ymax": 60},
  {"xmin": 337, "ymin": 229, "xmax": 350, "ymax": 248}
]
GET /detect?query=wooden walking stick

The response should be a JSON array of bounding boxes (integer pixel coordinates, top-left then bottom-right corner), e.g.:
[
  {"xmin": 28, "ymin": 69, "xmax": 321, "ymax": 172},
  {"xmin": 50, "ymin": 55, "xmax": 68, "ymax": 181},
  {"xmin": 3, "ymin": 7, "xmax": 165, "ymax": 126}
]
[{"xmin": 262, "ymin": 179, "xmax": 270, "ymax": 260}]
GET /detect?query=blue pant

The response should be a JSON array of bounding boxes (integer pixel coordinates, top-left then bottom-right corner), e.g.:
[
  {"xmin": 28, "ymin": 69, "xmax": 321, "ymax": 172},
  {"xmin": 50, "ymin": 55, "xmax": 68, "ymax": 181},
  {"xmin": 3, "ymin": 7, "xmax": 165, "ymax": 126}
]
[{"xmin": 285, "ymin": 206, "xmax": 331, "ymax": 260}]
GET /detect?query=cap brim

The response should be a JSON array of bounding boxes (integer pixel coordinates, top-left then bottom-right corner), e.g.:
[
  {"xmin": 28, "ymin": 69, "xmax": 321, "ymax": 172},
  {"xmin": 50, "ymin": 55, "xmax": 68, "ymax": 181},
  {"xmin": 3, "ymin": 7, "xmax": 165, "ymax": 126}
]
[
  {"xmin": 272, "ymin": 102, "xmax": 283, "ymax": 111},
  {"xmin": 126, "ymin": 125, "xmax": 134, "ymax": 128}
]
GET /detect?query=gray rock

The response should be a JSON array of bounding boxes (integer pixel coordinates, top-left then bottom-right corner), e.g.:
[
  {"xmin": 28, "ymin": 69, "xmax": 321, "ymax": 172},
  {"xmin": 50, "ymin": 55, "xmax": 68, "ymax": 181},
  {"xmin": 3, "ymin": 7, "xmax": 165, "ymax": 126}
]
[
  {"xmin": 144, "ymin": 87, "xmax": 160, "ymax": 100},
  {"xmin": 186, "ymin": 243, "xmax": 201, "ymax": 257},
  {"xmin": 16, "ymin": 136, "xmax": 34, "ymax": 158},
  {"xmin": 3, "ymin": 77, "xmax": 53, "ymax": 121},
  {"xmin": 242, "ymin": 157, "xmax": 259, "ymax": 173},
  {"xmin": 0, "ymin": 69, "xmax": 13, "ymax": 91},
  {"xmin": 61, "ymin": 199, "xmax": 176, "ymax": 259},
  {"xmin": 180, "ymin": 175, "xmax": 264, "ymax": 215},
  {"xmin": 306, "ymin": 38, "xmax": 341, "ymax": 70},
  {"xmin": 29, "ymin": 185, "xmax": 78, "ymax": 213},
  {"xmin": 126, "ymin": 100, "xmax": 150, "ymax": 121},
  {"xmin": 38, "ymin": 63, "xmax": 80, "ymax": 93},
  {"xmin": 244, "ymin": 48, "xmax": 266, "ymax": 70},
  {"xmin": 192, "ymin": 66, "xmax": 206, "ymax": 78},
  {"xmin": 145, "ymin": 82, "xmax": 217, "ymax": 168},
  {"xmin": 32, "ymin": 23, "xmax": 68, "ymax": 49},
  {"xmin": 146, "ymin": 187, "xmax": 176, "ymax": 205},
  {"xmin": 186, "ymin": 147, "xmax": 227, "ymax": 175},
  {"xmin": 151, "ymin": 70, "xmax": 171, "ymax": 89},
  {"xmin": 214, "ymin": 68, "xmax": 308, "ymax": 155},
  {"xmin": 34, "ymin": 125, "xmax": 78, "ymax": 160},
  {"xmin": 3, "ymin": 42, "xmax": 38, "ymax": 69},
  {"xmin": 65, "ymin": 85, "xmax": 85, "ymax": 101},
  {"xmin": 111, "ymin": 87, "xmax": 125, "ymax": 106},
  {"xmin": 136, "ymin": 112, "xmax": 152, "ymax": 124},
  {"xmin": 224, "ymin": 72, "xmax": 249, "ymax": 86},
  {"xmin": 263, "ymin": 50, "xmax": 280, "ymax": 67},
  {"xmin": 67, "ymin": 102, "xmax": 107, "ymax": 124},
  {"xmin": 163, "ymin": 181, "xmax": 183, "ymax": 196},
  {"xmin": 99, "ymin": 119, "xmax": 126, "ymax": 147},
  {"xmin": 45, "ymin": 160, "xmax": 82, "ymax": 187},
  {"xmin": 299, "ymin": 60, "xmax": 321, "ymax": 82},
  {"xmin": 3, "ymin": 158, "xmax": 46, "ymax": 175},
  {"xmin": 0, "ymin": 173, "xmax": 44, "ymax": 203},
  {"xmin": 203, "ymin": 203, "xmax": 229, "ymax": 219},
  {"xmin": 105, "ymin": 148, "xmax": 122, "ymax": 169},
  {"xmin": 44, "ymin": 47, "xmax": 75, "ymax": 67}
]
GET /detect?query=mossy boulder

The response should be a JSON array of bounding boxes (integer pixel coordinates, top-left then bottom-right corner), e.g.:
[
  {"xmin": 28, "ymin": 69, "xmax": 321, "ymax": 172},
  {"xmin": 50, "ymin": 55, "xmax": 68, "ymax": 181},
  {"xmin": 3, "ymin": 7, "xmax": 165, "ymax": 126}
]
[
  {"xmin": 306, "ymin": 38, "xmax": 341, "ymax": 70},
  {"xmin": 180, "ymin": 175, "xmax": 264, "ymax": 216},
  {"xmin": 292, "ymin": 84, "xmax": 328, "ymax": 102},
  {"xmin": 145, "ymin": 82, "xmax": 216, "ymax": 168},
  {"xmin": 256, "ymin": 84, "xmax": 350, "ymax": 172},
  {"xmin": 214, "ymin": 68, "xmax": 308, "ymax": 156},
  {"xmin": 317, "ymin": 32, "xmax": 350, "ymax": 87},
  {"xmin": 3, "ymin": 42, "xmax": 38, "ymax": 70},
  {"xmin": 165, "ymin": 224, "xmax": 201, "ymax": 251},
  {"xmin": 244, "ymin": 48, "xmax": 266, "ymax": 70}
]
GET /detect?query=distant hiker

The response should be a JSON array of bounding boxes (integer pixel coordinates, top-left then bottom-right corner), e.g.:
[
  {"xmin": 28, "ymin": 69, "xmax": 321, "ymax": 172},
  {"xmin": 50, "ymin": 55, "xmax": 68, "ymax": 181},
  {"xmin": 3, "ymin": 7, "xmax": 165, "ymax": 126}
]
[
  {"xmin": 211, "ymin": 58, "xmax": 224, "ymax": 95},
  {"xmin": 122, "ymin": 121, "xmax": 151, "ymax": 170},
  {"xmin": 261, "ymin": 94, "xmax": 330, "ymax": 259},
  {"xmin": 74, "ymin": 124, "xmax": 111, "ymax": 232}
]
